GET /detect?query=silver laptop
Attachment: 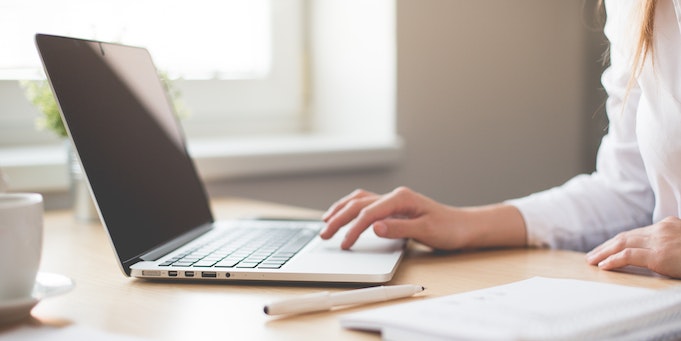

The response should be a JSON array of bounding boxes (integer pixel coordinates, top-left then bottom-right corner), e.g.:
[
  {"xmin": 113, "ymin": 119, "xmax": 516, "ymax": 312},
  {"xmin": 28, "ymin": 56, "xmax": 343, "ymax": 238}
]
[{"xmin": 35, "ymin": 33, "xmax": 405, "ymax": 283}]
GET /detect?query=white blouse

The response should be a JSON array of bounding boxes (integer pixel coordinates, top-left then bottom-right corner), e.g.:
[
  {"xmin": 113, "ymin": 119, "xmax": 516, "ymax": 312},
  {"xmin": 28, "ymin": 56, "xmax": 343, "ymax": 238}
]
[{"xmin": 508, "ymin": 0, "xmax": 681, "ymax": 252}]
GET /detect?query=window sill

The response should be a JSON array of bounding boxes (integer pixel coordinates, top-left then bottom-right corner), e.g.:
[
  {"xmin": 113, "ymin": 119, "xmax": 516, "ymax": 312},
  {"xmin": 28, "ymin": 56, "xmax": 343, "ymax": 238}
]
[{"xmin": 0, "ymin": 134, "xmax": 403, "ymax": 192}]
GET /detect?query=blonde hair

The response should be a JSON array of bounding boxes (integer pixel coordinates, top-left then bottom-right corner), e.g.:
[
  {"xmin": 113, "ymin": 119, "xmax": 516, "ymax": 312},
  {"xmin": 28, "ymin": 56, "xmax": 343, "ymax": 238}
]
[
  {"xmin": 598, "ymin": 0, "xmax": 658, "ymax": 103},
  {"xmin": 631, "ymin": 0, "xmax": 657, "ymax": 78}
]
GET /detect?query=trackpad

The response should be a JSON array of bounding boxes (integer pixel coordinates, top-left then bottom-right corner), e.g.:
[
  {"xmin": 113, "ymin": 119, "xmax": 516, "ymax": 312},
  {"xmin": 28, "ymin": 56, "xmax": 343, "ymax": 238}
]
[{"xmin": 313, "ymin": 229, "xmax": 405, "ymax": 254}]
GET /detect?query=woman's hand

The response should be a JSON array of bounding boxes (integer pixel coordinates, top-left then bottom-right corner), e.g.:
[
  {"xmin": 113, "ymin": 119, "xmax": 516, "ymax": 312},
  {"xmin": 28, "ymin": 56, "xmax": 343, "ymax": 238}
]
[
  {"xmin": 586, "ymin": 216, "xmax": 681, "ymax": 278},
  {"xmin": 320, "ymin": 187, "xmax": 527, "ymax": 250}
]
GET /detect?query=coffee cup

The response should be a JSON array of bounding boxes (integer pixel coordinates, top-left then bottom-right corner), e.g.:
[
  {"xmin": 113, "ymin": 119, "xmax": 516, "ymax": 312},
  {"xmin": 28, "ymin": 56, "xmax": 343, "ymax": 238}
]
[{"xmin": 0, "ymin": 193, "xmax": 43, "ymax": 302}]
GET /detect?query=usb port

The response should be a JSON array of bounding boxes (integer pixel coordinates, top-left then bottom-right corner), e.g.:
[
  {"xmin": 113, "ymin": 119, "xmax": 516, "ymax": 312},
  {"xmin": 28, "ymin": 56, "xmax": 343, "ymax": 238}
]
[
  {"xmin": 201, "ymin": 271, "xmax": 217, "ymax": 278},
  {"xmin": 168, "ymin": 271, "xmax": 178, "ymax": 277},
  {"xmin": 184, "ymin": 271, "xmax": 195, "ymax": 277}
]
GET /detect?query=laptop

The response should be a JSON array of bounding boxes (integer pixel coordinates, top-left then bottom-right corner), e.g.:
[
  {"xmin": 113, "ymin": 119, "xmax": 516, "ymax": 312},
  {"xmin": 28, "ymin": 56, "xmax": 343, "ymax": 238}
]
[{"xmin": 35, "ymin": 33, "xmax": 405, "ymax": 283}]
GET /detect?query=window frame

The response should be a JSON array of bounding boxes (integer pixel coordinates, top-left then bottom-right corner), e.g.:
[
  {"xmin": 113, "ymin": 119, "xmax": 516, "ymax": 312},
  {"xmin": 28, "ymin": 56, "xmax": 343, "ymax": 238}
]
[
  {"xmin": 0, "ymin": 0, "xmax": 402, "ymax": 195},
  {"xmin": 0, "ymin": 0, "xmax": 305, "ymax": 145}
]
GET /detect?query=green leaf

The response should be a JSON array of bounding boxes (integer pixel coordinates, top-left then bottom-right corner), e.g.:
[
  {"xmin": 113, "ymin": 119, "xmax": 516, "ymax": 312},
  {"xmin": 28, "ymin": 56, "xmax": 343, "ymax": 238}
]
[{"xmin": 20, "ymin": 73, "xmax": 189, "ymax": 139}]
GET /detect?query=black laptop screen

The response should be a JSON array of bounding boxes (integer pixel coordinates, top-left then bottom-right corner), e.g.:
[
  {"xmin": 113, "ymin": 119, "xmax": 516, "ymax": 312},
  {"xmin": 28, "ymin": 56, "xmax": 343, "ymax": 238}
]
[{"xmin": 36, "ymin": 34, "xmax": 214, "ymax": 264}]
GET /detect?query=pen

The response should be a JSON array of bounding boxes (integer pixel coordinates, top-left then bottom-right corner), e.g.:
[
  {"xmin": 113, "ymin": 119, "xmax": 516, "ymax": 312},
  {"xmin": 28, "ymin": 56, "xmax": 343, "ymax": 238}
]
[{"xmin": 263, "ymin": 284, "xmax": 425, "ymax": 316}]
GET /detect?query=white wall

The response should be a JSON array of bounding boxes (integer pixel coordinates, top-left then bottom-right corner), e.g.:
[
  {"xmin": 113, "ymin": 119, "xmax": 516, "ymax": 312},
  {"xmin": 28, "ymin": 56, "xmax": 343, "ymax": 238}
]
[{"xmin": 207, "ymin": 0, "xmax": 608, "ymax": 210}]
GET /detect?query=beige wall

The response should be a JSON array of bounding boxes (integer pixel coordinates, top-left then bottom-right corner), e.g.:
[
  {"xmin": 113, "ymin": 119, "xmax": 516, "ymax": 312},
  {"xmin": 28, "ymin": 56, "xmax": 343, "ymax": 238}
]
[{"xmin": 207, "ymin": 0, "xmax": 608, "ymax": 210}]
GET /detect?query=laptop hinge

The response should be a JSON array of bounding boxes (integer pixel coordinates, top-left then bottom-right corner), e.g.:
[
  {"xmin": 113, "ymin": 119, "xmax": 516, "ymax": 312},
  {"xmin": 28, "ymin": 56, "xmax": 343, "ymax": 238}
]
[{"xmin": 138, "ymin": 223, "xmax": 213, "ymax": 261}]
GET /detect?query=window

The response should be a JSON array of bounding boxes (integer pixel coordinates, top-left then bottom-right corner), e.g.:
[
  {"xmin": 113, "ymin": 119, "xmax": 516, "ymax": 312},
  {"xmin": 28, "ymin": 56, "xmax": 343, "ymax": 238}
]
[
  {"xmin": 0, "ymin": 0, "xmax": 401, "ymax": 192},
  {"xmin": 0, "ymin": 0, "xmax": 272, "ymax": 79},
  {"xmin": 0, "ymin": 0, "xmax": 304, "ymax": 145}
]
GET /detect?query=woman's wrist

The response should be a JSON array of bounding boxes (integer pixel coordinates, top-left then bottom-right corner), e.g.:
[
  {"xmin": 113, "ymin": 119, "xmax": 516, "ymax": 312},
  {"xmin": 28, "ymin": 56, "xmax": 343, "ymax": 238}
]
[{"xmin": 459, "ymin": 203, "xmax": 528, "ymax": 249}]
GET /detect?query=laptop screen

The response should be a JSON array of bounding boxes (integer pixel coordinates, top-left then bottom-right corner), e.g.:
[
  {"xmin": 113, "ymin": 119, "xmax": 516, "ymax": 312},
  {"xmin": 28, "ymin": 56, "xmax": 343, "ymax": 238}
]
[{"xmin": 36, "ymin": 34, "xmax": 214, "ymax": 264}]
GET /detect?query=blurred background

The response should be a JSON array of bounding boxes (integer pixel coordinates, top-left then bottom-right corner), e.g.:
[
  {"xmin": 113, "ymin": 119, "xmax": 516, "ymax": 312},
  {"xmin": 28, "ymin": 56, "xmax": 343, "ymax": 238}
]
[
  {"xmin": 0, "ymin": 0, "xmax": 608, "ymax": 212},
  {"xmin": 210, "ymin": 0, "xmax": 609, "ymax": 210}
]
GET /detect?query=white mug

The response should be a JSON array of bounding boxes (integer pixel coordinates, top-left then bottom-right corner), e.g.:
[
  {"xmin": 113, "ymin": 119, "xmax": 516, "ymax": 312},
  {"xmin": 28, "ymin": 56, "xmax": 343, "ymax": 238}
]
[{"xmin": 0, "ymin": 193, "xmax": 43, "ymax": 301}]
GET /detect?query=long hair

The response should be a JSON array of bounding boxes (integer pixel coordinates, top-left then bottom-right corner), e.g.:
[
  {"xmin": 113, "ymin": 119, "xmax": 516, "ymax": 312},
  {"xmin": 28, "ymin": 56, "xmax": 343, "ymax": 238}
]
[
  {"xmin": 631, "ymin": 0, "xmax": 657, "ymax": 77},
  {"xmin": 599, "ymin": 0, "xmax": 658, "ymax": 104}
]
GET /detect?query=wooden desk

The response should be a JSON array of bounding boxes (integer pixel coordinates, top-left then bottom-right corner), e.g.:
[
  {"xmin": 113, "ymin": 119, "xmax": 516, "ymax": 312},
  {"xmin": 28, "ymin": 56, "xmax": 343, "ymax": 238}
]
[{"xmin": 15, "ymin": 198, "xmax": 681, "ymax": 340}]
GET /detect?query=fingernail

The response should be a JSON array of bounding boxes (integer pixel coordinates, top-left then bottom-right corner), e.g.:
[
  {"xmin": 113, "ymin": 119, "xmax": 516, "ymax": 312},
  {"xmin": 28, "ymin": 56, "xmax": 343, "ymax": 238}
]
[{"xmin": 374, "ymin": 222, "xmax": 387, "ymax": 236}]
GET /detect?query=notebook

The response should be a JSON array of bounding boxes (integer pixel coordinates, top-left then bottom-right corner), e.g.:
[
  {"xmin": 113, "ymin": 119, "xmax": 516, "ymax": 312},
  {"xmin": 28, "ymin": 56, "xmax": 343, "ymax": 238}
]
[
  {"xmin": 341, "ymin": 277, "xmax": 681, "ymax": 340},
  {"xmin": 35, "ymin": 33, "xmax": 405, "ymax": 283}
]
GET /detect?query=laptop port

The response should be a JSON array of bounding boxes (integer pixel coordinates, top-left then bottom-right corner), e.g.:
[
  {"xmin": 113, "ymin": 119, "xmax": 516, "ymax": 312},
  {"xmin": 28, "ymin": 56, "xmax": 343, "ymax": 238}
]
[
  {"xmin": 184, "ymin": 271, "xmax": 195, "ymax": 277},
  {"xmin": 168, "ymin": 271, "xmax": 178, "ymax": 277},
  {"xmin": 201, "ymin": 271, "xmax": 217, "ymax": 278},
  {"xmin": 142, "ymin": 270, "xmax": 161, "ymax": 276}
]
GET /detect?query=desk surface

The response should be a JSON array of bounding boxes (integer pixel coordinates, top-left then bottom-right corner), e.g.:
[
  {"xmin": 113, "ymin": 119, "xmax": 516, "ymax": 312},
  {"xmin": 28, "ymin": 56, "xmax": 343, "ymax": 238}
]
[{"xmin": 8, "ymin": 198, "xmax": 680, "ymax": 340}]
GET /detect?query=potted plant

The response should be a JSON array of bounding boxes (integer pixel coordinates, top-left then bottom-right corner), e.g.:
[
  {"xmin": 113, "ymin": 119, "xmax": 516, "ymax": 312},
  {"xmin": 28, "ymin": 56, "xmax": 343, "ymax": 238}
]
[
  {"xmin": 21, "ymin": 80, "xmax": 67, "ymax": 138},
  {"xmin": 22, "ymin": 72, "xmax": 187, "ymax": 138},
  {"xmin": 21, "ymin": 73, "xmax": 188, "ymax": 221}
]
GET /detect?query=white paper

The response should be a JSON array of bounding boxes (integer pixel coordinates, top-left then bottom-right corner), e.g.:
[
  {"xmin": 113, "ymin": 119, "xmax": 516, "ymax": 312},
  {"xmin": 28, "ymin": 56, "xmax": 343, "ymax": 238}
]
[{"xmin": 341, "ymin": 277, "xmax": 681, "ymax": 341}]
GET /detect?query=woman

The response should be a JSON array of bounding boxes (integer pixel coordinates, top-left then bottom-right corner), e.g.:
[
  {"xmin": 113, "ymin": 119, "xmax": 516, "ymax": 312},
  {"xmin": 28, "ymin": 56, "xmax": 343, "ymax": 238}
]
[{"xmin": 320, "ymin": 0, "xmax": 681, "ymax": 279}]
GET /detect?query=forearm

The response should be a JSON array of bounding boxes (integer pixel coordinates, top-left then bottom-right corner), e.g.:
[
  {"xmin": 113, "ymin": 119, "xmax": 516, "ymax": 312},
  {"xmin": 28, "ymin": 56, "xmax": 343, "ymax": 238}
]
[{"xmin": 458, "ymin": 203, "xmax": 528, "ymax": 249}]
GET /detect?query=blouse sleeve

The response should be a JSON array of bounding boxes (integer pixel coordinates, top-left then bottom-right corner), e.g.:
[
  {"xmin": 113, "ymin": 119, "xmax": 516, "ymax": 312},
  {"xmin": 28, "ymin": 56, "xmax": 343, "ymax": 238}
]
[{"xmin": 506, "ymin": 0, "xmax": 655, "ymax": 252}]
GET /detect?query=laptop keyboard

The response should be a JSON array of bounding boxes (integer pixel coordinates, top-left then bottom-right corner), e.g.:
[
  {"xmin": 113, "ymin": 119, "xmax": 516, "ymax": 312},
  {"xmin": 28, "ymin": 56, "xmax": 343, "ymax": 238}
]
[{"xmin": 159, "ymin": 224, "xmax": 318, "ymax": 269}]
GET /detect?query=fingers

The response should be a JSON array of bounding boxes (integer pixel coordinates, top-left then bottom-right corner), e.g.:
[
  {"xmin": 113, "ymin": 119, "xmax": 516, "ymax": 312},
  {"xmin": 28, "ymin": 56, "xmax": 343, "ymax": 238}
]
[
  {"xmin": 596, "ymin": 248, "xmax": 652, "ymax": 270},
  {"xmin": 336, "ymin": 193, "xmax": 401, "ymax": 249},
  {"xmin": 586, "ymin": 228, "xmax": 656, "ymax": 272},
  {"xmin": 321, "ymin": 187, "xmax": 423, "ymax": 249},
  {"xmin": 320, "ymin": 190, "xmax": 379, "ymax": 240},
  {"xmin": 373, "ymin": 218, "xmax": 425, "ymax": 240},
  {"xmin": 338, "ymin": 187, "xmax": 423, "ymax": 249},
  {"xmin": 586, "ymin": 218, "xmax": 681, "ymax": 278},
  {"xmin": 322, "ymin": 189, "xmax": 376, "ymax": 222},
  {"xmin": 586, "ymin": 228, "xmax": 647, "ymax": 264},
  {"xmin": 372, "ymin": 218, "xmax": 439, "ymax": 248}
]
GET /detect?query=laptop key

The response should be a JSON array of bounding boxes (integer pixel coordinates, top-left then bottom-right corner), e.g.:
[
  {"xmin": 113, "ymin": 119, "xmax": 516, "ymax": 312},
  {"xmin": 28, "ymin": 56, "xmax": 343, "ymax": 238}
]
[
  {"xmin": 193, "ymin": 260, "xmax": 218, "ymax": 267},
  {"xmin": 258, "ymin": 263, "xmax": 284, "ymax": 269},
  {"xmin": 214, "ymin": 259, "xmax": 241, "ymax": 268},
  {"xmin": 163, "ymin": 226, "xmax": 317, "ymax": 270}
]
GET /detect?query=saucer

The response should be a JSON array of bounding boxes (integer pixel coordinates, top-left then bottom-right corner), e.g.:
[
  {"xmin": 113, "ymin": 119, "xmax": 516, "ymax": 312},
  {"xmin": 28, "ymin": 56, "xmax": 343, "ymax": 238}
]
[{"xmin": 0, "ymin": 272, "xmax": 74, "ymax": 325}]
